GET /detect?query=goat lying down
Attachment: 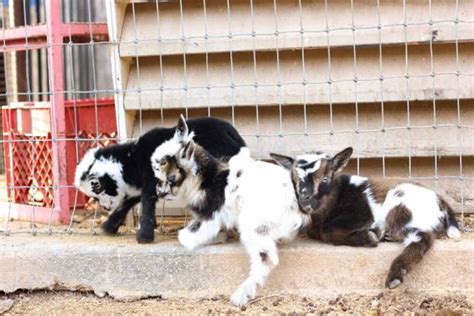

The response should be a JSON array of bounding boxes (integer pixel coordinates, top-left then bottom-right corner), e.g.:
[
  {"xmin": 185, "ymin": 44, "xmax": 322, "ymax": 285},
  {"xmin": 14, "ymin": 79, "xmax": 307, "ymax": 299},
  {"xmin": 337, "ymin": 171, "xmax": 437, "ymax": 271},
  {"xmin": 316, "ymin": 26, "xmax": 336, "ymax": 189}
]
[
  {"xmin": 74, "ymin": 117, "xmax": 245, "ymax": 243},
  {"xmin": 151, "ymin": 115, "xmax": 310, "ymax": 306},
  {"xmin": 271, "ymin": 147, "xmax": 461, "ymax": 289}
]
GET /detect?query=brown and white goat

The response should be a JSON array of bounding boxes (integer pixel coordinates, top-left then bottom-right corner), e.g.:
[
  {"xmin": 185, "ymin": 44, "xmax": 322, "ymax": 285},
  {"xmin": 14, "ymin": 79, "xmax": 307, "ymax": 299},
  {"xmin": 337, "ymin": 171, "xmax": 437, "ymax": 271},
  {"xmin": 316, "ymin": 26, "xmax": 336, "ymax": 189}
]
[{"xmin": 271, "ymin": 147, "xmax": 461, "ymax": 289}]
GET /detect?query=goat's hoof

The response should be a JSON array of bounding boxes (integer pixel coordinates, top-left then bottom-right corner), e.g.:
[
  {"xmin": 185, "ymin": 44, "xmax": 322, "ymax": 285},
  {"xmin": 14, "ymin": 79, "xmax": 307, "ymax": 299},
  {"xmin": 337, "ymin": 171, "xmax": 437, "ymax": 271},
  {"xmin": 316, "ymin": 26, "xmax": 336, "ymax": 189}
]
[
  {"xmin": 136, "ymin": 228, "xmax": 155, "ymax": 244},
  {"xmin": 178, "ymin": 229, "xmax": 198, "ymax": 251},
  {"xmin": 368, "ymin": 231, "xmax": 379, "ymax": 242},
  {"xmin": 230, "ymin": 290, "xmax": 252, "ymax": 307},
  {"xmin": 211, "ymin": 231, "xmax": 229, "ymax": 245},
  {"xmin": 385, "ymin": 268, "xmax": 406, "ymax": 289},
  {"xmin": 230, "ymin": 283, "xmax": 256, "ymax": 307},
  {"xmin": 386, "ymin": 278, "xmax": 402, "ymax": 289},
  {"xmin": 447, "ymin": 226, "xmax": 461, "ymax": 240},
  {"xmin": 101, "ymin": 220, "xmax": 119, "ymax": 235}
]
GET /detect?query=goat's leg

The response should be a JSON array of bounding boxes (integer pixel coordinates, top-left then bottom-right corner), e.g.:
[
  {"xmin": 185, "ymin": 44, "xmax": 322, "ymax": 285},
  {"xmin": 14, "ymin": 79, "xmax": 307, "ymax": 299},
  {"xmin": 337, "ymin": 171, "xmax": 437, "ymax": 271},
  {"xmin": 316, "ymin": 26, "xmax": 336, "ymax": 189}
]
[
  {"xmin": 322, "ymin": 227, "xmax": 378, "ymax": 247},
  {"xmin": 102, "ymin": 196, "xmax": 141, "ymax": 235},
  {"xmin": 137, "ymin": 174, "xmax": 158, "ymax": 243},
  {"xmin": 178, "ymin": 216, "xmax": 222, "ymax": 251},
  {"xmin": 385, "ymin": 230, "xmax": 434, "ymax": 289},
  {"xmin": 230, "ymin": 235, "xmax": 278, "ymax": 307},
  {"xmin": 344, "ymin": 229, "xmax": 379, "ymax": 247}
]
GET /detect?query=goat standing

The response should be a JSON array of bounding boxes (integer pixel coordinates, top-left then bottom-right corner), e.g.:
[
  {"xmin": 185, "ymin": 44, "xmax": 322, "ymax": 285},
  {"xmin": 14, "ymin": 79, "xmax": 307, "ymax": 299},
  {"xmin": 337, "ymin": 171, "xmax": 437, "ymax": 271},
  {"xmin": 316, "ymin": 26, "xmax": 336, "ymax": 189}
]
[
  {"xmin": 151, "ymin": 115, "xmax": 310, "ymax": 306},
  {"xmin": 75, "ymin": 117, "xmax": 245, "ymax": 243}
]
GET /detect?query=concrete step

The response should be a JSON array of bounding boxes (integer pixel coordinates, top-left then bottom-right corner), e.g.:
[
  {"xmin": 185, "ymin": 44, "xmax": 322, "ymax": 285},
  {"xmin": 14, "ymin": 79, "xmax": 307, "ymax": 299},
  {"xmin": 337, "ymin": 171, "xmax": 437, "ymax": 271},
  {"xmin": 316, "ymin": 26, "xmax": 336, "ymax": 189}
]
[{"xmin": 0, "ymin": 234, "xmax": 472, "ymax": 301}]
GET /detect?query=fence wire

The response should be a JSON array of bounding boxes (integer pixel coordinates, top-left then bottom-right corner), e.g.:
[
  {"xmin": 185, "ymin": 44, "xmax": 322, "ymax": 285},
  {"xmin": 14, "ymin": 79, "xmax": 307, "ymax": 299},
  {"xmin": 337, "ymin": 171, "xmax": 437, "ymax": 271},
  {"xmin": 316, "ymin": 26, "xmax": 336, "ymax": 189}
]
[{"xmin": 0, "ymin": 0, "xmax": 472, "ymax": 236}]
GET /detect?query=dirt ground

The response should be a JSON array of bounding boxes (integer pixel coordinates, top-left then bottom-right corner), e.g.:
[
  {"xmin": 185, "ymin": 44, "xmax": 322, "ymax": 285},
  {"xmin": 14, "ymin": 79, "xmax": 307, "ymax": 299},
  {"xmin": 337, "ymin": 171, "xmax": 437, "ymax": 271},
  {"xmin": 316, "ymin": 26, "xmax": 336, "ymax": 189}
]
[{"xmin": 1, "ymin": 290, "xmax": 472, "ymax": 315}]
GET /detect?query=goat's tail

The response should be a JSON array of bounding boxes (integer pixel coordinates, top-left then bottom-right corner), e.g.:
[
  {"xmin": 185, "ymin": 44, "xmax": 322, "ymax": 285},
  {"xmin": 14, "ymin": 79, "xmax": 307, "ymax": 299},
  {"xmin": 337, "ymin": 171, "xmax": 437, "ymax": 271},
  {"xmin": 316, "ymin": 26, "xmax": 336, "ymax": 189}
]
[
  {"xmin": 385, "ymin": 230, "xmax": 434, "ymax": 289},
  {"xmin": 438, "ymin": 195, "xmax": 461, "ymax": 239}
]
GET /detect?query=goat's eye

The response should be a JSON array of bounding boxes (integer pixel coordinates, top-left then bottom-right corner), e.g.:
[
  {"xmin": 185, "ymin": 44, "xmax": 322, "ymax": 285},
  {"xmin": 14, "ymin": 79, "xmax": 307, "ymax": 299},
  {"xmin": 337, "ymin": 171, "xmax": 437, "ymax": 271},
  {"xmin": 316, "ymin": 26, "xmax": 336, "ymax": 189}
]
[
  {"xmin": 322, "ymin": 176, "xmax": 329, "ymax": 183},
  {"xmin": 160, "ymin": 160, "xmax": 167, "ymax": 166}
]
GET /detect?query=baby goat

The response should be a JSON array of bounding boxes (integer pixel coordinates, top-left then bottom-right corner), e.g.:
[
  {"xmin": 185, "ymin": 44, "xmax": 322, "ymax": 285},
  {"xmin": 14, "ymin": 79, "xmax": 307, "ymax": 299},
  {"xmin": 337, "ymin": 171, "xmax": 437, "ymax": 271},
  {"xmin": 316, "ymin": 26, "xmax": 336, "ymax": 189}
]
[
  {"xmin": 74, "ymin": 117, "xmax": 245, "ymax": 243},
  {"xmin": 151, "ymin": 115, "xmax": 310, "ymax": 306},
  {"xmin": 271, "ymin": 147, "xmax": 460, "ymax": 289}
]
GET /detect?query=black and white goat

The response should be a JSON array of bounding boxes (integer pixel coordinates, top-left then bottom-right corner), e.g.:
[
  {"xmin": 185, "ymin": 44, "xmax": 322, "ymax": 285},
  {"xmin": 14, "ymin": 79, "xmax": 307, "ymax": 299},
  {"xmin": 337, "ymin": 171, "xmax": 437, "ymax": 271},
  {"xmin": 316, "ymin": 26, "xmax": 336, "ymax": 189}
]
[
  {"xmin": 271, "ymin": 147, "xmax": 461, "ymax": 289},
  {"xmin": 74, "ymin": 117, "xmax": 245, "ymax": 243},
  {"xmin": 151, "ymin": 115, "xmax": 310, "ymax": 306}
]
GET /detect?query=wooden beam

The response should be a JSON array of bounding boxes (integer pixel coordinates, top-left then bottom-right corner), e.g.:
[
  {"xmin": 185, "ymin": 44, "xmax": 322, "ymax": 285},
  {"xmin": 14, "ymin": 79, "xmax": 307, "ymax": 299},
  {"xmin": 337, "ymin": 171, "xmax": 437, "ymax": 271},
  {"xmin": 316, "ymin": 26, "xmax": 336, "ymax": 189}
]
[
  {"xmin": 120, "ymin": 24, "xmax": 474, "ymax": 57},
  {"xmin": 123, "ymin": 44, "xmax": 474, "ymax": 109},
  {"xmin": 119, "ymin": 0, "xmax": 474, "ymax": 57}
]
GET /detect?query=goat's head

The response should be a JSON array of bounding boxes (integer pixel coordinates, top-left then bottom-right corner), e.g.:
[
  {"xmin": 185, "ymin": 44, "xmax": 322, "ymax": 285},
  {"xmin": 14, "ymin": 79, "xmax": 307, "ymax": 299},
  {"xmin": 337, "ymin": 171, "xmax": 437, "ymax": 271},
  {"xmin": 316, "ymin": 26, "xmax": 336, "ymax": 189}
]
[
  {"xmin": 74, "ymin": 148, "xmax": 123, "ymax": 212},
  {"xmin": 151, "ymin": 114, "xmax": 197, "ymax": 197},
  {"xmin": 270, "ymin": 147, "xmax": 353, "ymax": 213}
]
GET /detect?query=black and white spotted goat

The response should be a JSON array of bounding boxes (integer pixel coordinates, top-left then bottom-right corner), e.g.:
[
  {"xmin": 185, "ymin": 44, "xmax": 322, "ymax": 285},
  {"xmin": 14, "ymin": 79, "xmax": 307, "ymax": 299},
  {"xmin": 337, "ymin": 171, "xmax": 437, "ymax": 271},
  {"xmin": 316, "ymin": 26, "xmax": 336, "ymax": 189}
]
[
  {"xmin": 271, "ymin": 147, "xmax": 461, "ymax": 289},
  {"xmin": 74, "ymin": 117, "xmax": 245, "ymax": 243},
  {"xmin": 151, "ymin": 115, "xmax": 310, "ymax": 306}
]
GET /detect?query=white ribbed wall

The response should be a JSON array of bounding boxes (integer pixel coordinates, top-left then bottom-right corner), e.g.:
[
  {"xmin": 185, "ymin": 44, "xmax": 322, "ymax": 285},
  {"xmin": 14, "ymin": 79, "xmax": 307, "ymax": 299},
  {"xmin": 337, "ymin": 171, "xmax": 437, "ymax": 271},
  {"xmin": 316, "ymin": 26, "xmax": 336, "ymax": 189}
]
[{"xmin": 107, "ymin": 0, "xmax": 474, "ymax": 213}]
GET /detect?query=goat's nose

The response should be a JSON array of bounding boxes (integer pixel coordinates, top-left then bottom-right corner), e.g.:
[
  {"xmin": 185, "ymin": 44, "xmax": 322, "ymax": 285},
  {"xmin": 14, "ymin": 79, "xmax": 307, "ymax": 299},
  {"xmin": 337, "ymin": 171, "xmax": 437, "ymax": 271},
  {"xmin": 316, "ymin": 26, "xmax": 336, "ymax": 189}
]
[{"xmin": 167, "ymin": 175, "xmax": 176, "ymax": 183}]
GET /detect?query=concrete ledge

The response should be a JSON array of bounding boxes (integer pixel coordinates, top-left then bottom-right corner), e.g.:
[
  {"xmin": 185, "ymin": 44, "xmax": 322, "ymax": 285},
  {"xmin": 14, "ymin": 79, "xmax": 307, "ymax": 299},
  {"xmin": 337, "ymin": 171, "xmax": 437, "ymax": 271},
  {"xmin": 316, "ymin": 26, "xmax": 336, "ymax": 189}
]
[{"xmin": 0, "ymin": 234, "xmax": 473, "ymax": 300}]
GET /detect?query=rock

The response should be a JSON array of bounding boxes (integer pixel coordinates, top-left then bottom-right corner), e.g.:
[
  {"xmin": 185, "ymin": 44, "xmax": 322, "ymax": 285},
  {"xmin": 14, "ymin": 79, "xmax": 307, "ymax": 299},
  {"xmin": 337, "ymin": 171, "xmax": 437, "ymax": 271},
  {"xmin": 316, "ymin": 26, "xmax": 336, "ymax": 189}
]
[
  {"xmin": 0, "ymin": 299, "xmax": 14, "ymax": 313},
  {"xmin": 371, "ymin": 299, "xmax": 380, "ymax": 309},
  {"xmin": 272, "ymin": 298, "xmax": 283, "ymax": 306}
]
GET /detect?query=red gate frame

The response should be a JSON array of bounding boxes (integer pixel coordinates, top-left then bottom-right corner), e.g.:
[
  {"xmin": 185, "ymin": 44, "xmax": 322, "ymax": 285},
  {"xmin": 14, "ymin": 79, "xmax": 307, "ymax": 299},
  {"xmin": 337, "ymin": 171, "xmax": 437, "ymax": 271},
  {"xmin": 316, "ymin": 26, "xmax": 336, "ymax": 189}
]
[{"xmin": 0, "ymin": 0, "xmax": 109, "ymax": 224}]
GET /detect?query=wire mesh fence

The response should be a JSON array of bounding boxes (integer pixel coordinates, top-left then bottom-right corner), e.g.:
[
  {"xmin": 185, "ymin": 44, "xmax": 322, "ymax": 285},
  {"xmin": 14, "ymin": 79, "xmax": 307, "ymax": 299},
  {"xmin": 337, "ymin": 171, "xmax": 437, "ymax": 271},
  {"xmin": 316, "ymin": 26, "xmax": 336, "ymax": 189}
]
[{"xmin": 0, "ymin": 0, "xmax": 472, "ymax": 236}]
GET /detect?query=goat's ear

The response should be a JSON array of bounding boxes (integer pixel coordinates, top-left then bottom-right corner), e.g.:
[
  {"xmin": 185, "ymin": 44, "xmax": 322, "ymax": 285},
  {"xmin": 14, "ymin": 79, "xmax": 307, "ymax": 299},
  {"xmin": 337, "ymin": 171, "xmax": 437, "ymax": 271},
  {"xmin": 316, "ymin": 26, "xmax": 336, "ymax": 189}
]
[
  {"xmin": 331, "ymin": 147, "xmax": 353, "ymax": 173},
  {"xmin": 174, "ymin": 114, "xmax": 189, "ymax": 142},
  {"xmin": 270, "ymin": 153, "xmax": 294, "ymax": 170}
]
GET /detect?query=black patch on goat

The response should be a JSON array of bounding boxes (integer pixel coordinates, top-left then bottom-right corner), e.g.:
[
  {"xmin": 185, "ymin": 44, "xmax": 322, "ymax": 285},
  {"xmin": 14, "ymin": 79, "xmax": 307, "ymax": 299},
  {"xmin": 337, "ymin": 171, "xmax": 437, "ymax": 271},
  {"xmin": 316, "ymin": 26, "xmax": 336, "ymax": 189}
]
[
  {"xmin": 79, "ymin": 117, "xmax": 246, "ymax": 243},
  {"xmin": 393, "ymin": 189, "xmax": 404, "ymax": 197},
  {"xmin": 101, "ymin": 196, "xmax": 141, "ymax": 235},
  {"xmin": 191, "ymin": 152, "xmax": 230, "ymax": 219},
  {"xmin": 80, "ymin": 162, "xmax": 94, "ymax": 182},
  {"xmin": 99, "ymin": 174, "xmax": 119, "ymax": 196},
  {"xmin": 189, "ymin": 220, "xmax": 202, "ymax": 232}
]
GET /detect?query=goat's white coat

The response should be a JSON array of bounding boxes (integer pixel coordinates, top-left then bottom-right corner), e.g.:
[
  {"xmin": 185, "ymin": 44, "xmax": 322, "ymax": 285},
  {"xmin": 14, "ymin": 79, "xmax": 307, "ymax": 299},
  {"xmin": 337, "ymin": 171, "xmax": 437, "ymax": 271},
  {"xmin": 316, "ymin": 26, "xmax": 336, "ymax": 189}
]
[
  {"xmin": 403, "ymin": 231, "xmax": 422, "ymax": 246},
  {"xmin": 349, "ymin": 175, "xmax": 368, "ymax": 187},
  {"xmin": 74, "ymin": 148, "xmax": 98, "ymax": 188},
  {"xmin": 150, "ymin": 130, "xmax": 195, "ymax": 170},
  {"xmin": 363, "ymin": 181, "xmax": 454, "ymax": 239}
]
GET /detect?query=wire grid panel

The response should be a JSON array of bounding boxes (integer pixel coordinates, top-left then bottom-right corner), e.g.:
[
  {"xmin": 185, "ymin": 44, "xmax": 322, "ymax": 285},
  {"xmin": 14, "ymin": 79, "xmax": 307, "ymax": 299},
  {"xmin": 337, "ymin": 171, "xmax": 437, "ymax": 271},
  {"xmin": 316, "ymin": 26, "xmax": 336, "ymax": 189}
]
[
  {"xmin": 0, "ymin": 0, "xmax": 116, "ymax": 235},
  {"xmin": 1, "ymin": 0, "xmax": 473, "ymax": 236}
]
